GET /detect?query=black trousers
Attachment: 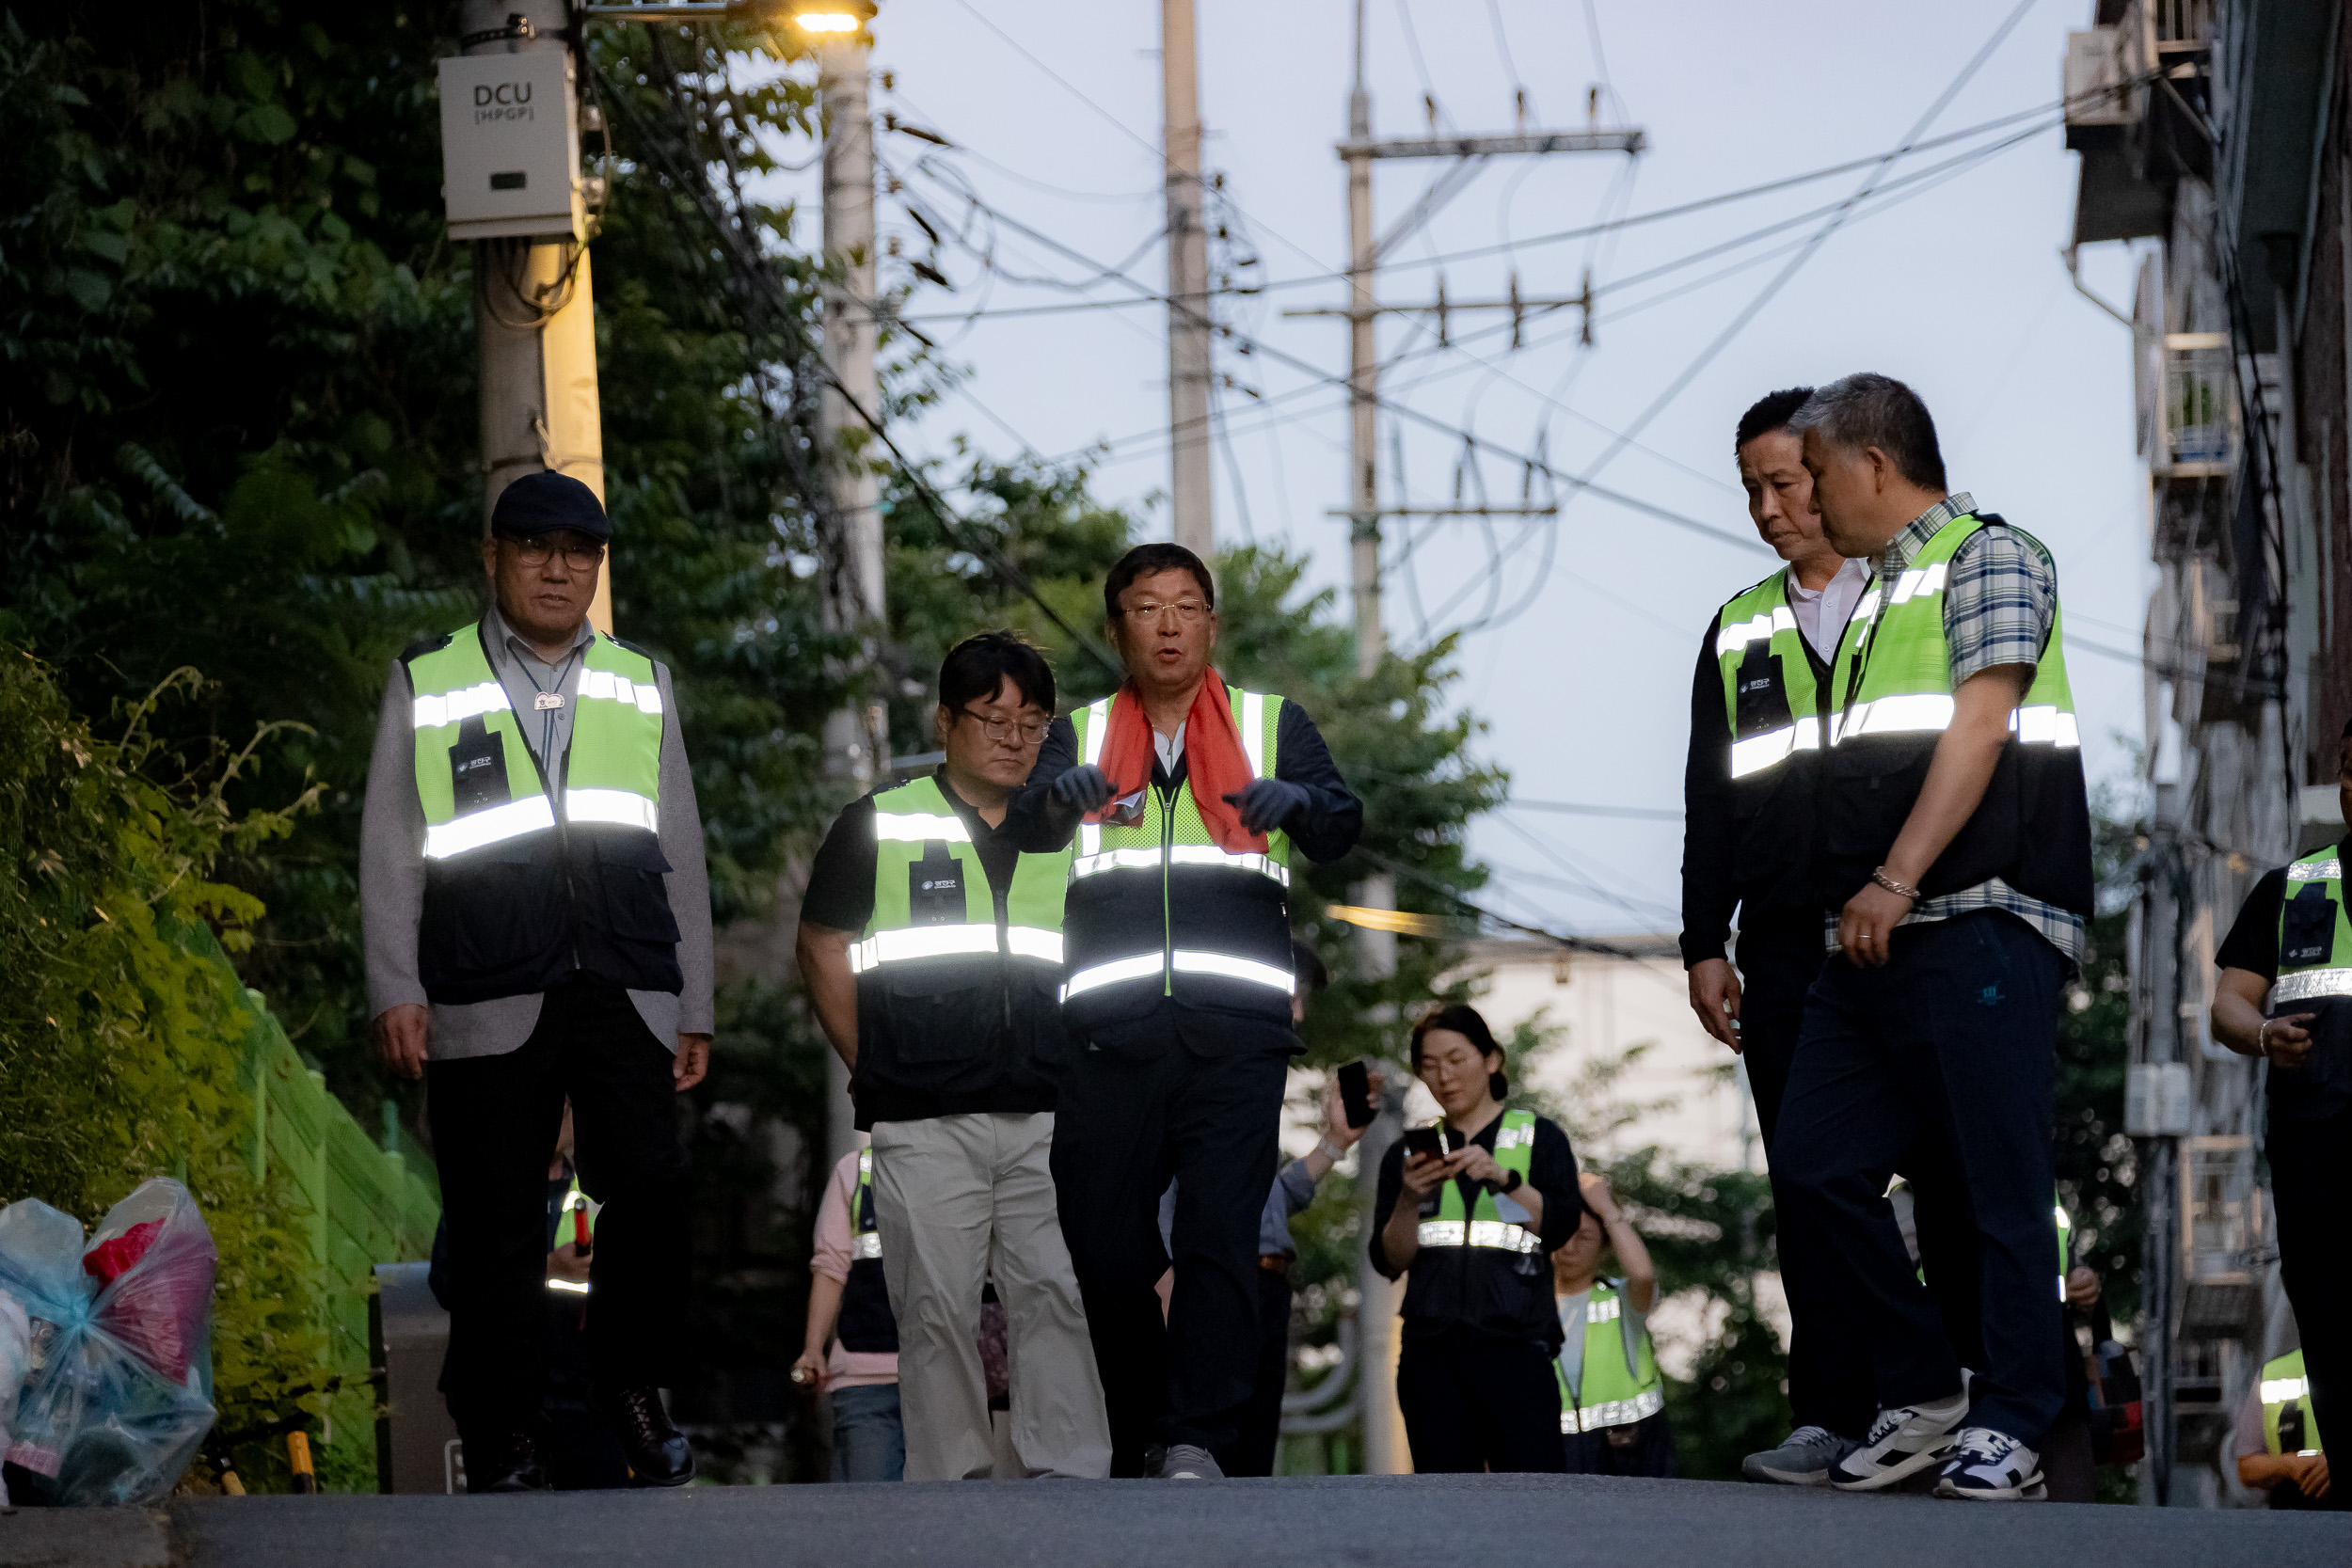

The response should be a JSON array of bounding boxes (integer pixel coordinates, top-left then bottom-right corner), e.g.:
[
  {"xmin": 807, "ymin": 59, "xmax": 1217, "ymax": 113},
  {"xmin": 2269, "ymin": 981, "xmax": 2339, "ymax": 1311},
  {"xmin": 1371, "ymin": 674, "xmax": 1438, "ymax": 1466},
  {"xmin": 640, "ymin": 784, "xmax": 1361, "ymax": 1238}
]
[
  {"xmin": 1051, "ymin": 1042, "xmax": 1287, "ymax": 1473},
  {"xmin": 1395, "ymin": 1327, "xmax": 1565, "ymax": 1474},
  {"xmin": 2267, "ymin": 1103, "xmax": 2352, "ymax": 1510},
  {"xmin": 1740, "ymin": 916, "xmax": 1982, "ymax": 1440},
  {"xmin": 427, "ymin": 980, "xmax": 690, "ymax": 1436},
  {"xmin": 1773, "ymin": 911, "xmax": 2066, "ymax": 1447},
  {"xmin": 1225, "ymin": 1266, "xmax": 1292, "ymax": 1477}
]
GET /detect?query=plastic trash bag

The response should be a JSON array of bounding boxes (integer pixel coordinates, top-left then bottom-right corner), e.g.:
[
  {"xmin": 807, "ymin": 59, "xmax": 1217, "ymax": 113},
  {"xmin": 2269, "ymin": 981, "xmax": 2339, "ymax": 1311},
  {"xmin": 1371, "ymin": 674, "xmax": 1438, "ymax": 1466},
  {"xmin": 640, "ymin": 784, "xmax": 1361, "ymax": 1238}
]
[
  {"xmin": 0, "ymin": 1289, "xmax": 30, "ymax": 1505},
  {"xmin": 0, "ymin": 1179, "xmax": 217, "ymax": 1505}
]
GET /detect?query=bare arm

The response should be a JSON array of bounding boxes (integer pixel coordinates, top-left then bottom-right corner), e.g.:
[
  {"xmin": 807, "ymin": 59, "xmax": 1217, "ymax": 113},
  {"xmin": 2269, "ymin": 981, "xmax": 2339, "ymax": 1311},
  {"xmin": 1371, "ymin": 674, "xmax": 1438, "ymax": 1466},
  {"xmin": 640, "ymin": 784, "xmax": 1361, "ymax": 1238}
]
[
  {"xmin": 793, "ymin": 1272, "xmax": 845, "ymax": 1393},
  {"xmin": 1581, "ymin": 1171, "xmax": 1657, "ymax": 1313},
  {"xmin": 1839, "ymin": 664, "xmax": 2027, "ymax": 967},
  {"xmin": 794, "ymin": 922, "xmax": 859, "ymax": 1070},
  {"xmin": 2211, "ymin": 966, "xmax": 2322, "ymax": 1073}
]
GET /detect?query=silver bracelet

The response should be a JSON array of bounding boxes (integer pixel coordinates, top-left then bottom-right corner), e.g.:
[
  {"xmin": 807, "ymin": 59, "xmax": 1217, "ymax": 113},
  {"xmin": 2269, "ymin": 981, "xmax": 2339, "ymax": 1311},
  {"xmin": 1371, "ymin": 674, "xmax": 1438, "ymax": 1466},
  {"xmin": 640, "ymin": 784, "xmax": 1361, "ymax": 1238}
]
[
  {"xmin": 1314, "ymin": 1134, "xmax": 1346, "ymax": 1162},
  {"xmin": 1870, "ymin": 866, "xmax": 1921, "ymax": 901}
]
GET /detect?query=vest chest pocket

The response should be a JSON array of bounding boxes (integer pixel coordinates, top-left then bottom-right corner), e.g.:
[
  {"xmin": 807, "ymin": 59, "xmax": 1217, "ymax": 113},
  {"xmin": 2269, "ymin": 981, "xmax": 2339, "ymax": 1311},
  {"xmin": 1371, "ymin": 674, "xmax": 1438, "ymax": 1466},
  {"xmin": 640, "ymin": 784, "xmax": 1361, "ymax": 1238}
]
[
  {"xmin": 1733, "ymin": 645, "xmax": 1791, "ymax": 739},
  {"xmin": 2283, "ymin": 884, "xmax": 2337, "ymax": 969},
  {"xmin": 449, "ymin": 714, "xmax": 511, "ymax": 814},
  {"xmin": 909, "ymin": 841, "xmax": 966, "ymax": 925}
]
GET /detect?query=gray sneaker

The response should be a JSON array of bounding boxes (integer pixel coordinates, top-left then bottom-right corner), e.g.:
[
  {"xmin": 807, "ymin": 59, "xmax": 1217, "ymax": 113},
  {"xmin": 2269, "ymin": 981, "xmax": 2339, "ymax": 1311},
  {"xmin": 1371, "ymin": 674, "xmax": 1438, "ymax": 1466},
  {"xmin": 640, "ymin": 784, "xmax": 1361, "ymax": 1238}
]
[
  {"xmin": 1742, "ymin": 1424, "xmax": 1859, "ymax": 1485},
  {"xmin": 1157, "ymin": 1443, "xmax": 1224, "ymax": 1480}
]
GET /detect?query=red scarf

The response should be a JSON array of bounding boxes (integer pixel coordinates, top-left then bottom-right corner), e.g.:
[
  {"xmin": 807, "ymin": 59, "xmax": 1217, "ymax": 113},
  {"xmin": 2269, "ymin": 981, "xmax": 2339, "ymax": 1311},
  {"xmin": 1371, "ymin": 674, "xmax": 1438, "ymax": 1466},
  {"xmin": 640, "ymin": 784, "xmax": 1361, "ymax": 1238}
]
[{"xmin": 1089, "ymin": 669, "xmax": 1263, "ymax": 854}]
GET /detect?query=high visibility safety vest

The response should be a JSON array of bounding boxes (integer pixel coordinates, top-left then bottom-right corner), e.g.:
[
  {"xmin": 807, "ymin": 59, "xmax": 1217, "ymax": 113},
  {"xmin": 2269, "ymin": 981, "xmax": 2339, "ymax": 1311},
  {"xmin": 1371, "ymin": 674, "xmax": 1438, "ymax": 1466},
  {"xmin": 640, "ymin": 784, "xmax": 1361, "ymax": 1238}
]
[
  {"xmin": 1820, "ymin": 512, "xmax": 2092, "ymax": 914},
  {"xmin": 547, "ymin": 1177, "xmax": 599, "ymax": 1298},
  {"xmin": 847, "ymin": 774, "xmax": 1074, "ymax": 1113},
  {"xmin": 852, "ymin": 775, "xmax": 1070, "ymax": 974},
  {"xmin": 1709, "ymin": 568, "xmax": 1856, "ymax": 909},
  {"xmin": 403, "ymin": 621, "xmax": 681, "ymax": 1003},
  {"xmin": 1556, "ymin": 1279, "xmax": 1665, "ymax": 1433},
  {"xmin": 838, "ymin": 1148, "xmax": 898, "ymax": 1354},
  {"xmin": 2260, "ymin": 845, "xmax": 2352, "ymax": 1119},
  {"xmin": 2274, "ymin": 847, "xmax": 2352, "ymax": 1008},
  {"xmin": 1058, "ymin": 686, "xmax": 1296, "ymax": 1027},
  {"xmin": 2261, "ymin": 1349, "xmax": 2325, "ymax": 1456},
  {"xmin": 1715, "ymin": 569, "xmax": 1831, "ymax": 784},
  {"xmin": 408, "ymin": 622, "xmax": 665, "ymax": 858},
  {"xmin": 1415, "ymin": 1110, "xmax": 1540, "ymax": 1256}
]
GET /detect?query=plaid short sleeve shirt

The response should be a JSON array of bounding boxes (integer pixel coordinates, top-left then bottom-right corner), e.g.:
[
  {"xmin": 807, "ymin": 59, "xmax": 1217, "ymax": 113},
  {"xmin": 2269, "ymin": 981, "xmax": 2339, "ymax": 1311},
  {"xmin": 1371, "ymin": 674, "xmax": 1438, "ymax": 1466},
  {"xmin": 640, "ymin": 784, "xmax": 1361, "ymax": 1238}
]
[{"xmin": 1828, "ymin": 492, "xmax": 2086, "ymax": 967}]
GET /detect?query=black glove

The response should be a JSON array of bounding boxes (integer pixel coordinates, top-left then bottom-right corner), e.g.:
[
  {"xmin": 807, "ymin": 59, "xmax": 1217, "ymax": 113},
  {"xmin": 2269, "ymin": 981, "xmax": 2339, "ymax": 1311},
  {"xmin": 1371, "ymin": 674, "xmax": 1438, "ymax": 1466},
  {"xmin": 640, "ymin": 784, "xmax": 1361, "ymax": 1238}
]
[
  {"xmin": 1222, "ymin": 778, "xmax": 1310, "ymax": 836},
  {"xmin": 1050, "ymin": 764, "xmax": 1114, "ymax": 814}
]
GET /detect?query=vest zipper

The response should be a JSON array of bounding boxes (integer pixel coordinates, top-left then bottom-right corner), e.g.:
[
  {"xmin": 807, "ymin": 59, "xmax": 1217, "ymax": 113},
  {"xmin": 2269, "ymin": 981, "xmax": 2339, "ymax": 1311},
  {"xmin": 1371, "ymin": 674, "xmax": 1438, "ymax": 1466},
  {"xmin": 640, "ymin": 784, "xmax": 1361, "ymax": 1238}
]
[{"xmin": 1158, "ymin": 778, "xmax": 1176, "ymax": 996}]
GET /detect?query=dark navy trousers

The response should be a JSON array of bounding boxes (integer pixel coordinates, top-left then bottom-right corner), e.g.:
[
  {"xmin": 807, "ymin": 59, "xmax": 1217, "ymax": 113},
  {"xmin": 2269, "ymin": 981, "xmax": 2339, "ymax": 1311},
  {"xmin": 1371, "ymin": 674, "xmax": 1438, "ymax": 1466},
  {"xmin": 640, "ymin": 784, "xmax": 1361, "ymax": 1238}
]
[{"xmin": 1772, "ymin": 911, "xmax": 2065, "ymax": 1447}]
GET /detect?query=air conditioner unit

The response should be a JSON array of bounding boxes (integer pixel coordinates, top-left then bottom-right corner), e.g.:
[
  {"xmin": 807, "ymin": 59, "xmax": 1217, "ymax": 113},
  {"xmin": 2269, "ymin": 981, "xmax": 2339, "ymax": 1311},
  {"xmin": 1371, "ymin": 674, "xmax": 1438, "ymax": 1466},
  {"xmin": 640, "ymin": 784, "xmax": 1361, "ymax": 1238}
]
[
  {"xmin": 437, "ymin": 51, "xmax": 584, "ymax": 243},
  {"xmin": 2064, "ymin": 28, "xmax": 2135, "ymax": 150}
]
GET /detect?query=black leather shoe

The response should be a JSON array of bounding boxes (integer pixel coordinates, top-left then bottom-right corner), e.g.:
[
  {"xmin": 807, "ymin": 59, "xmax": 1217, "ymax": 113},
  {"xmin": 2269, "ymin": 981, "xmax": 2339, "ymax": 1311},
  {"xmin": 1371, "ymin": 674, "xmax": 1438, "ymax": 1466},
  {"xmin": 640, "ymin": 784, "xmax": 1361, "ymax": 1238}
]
[
  {"xmin": 606, "ymin": 1386, "xmax": 695, "ymax": 1487},
  {"xmin": 463, "ymin": 1431, "xmax": 548, "ymax": 1494}
]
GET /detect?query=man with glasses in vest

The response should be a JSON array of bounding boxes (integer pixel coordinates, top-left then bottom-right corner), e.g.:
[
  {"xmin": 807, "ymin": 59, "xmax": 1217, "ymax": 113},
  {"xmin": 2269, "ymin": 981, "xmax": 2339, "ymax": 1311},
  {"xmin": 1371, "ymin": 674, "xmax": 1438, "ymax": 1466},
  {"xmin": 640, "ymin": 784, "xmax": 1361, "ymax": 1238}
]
[
  {"xmin": 1770, "ymin": 373, "xmax": 2092, "ymax": 1502},
  {"xmin": 1010, "ymin": 544, "xmax": 1362, "ymax": 1480},
  {"xmin": 361, "ymin": 470, "xmax": 712, "ymax": 1493},
  {"xmin": 796, "ymin": 632, "xmax": 1111, "ymax": 1481}
]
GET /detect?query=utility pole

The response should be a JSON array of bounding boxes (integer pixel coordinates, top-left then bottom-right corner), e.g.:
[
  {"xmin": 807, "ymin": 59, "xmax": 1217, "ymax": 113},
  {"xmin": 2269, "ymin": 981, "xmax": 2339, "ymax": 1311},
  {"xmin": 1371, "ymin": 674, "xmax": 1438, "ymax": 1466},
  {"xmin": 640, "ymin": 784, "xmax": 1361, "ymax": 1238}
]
[
  {"xmin": 1162, "ymin": 0, "xmax": 1215, "ymax": 559},
  {"xmin": 1327, "ymin": 0, "xmax": 1644, "ymax": 1477},
  {"xmin": 453, "ymin": 0, "xmax": 611, "ymax": 632},
  {"xmin": 811, "ymin": 2, "xmax": 884, "ymax": 1173}
]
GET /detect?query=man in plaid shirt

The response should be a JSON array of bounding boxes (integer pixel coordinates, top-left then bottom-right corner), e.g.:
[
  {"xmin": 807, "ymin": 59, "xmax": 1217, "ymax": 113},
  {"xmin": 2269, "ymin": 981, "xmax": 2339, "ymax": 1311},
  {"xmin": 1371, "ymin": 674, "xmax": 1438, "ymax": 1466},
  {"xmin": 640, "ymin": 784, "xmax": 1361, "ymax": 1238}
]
[{"xmin": 1770, "ymin": 373, "xmax": 2093, "ymax": 1503}]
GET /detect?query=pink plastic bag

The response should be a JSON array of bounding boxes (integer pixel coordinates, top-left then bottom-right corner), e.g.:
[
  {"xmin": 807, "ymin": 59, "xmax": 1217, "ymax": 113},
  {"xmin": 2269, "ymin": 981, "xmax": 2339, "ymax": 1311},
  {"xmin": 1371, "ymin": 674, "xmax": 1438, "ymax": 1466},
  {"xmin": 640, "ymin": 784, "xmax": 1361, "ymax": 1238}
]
[{"xmin": 0, "ymin": 1179, "xmax": 216, "ymax": 1505}]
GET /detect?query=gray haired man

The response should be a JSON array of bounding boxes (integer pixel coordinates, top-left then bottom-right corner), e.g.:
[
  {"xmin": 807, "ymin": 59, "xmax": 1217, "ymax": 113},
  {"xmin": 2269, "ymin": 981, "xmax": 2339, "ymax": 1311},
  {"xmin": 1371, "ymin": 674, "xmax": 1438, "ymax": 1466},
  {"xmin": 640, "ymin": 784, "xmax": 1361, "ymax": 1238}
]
[{"xmin": 1770, "ymin": 373, "xmax": 2090, "ymax": 1502}]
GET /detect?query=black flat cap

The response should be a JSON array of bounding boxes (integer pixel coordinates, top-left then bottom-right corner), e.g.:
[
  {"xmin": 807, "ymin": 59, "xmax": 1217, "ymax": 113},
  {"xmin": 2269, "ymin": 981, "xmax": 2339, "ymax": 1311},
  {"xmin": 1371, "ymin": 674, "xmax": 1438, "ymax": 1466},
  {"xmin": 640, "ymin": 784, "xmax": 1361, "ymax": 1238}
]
[{"xmin": 491, "ymin": 470, "xmax": 612, "ymax": 542}]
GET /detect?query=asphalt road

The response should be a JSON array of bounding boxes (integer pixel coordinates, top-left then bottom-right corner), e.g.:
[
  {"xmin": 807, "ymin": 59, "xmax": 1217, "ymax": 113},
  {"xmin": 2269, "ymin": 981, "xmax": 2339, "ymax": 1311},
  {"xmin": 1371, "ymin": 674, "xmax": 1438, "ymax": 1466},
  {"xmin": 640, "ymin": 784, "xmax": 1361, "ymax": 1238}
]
[{"xmin": 43, "ymin": 1474, "xmax": 2321, "ymax": 1568}]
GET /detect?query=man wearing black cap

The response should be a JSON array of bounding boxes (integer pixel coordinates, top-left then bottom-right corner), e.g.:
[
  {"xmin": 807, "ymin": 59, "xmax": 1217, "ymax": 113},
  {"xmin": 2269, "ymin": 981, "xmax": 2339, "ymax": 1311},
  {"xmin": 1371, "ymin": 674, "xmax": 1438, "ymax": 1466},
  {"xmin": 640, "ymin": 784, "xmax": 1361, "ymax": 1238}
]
[{"xmin": 360, "ymin": 471, "xmax": 714, "ymax": 1491}]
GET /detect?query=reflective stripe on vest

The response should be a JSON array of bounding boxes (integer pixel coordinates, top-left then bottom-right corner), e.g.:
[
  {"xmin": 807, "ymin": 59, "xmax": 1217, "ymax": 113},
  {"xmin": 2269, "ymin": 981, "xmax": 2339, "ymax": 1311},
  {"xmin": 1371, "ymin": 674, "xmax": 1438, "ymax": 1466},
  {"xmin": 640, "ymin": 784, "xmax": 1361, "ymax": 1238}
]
[
  {"xmin": 1714, "ymin": 572, "xmax": 1828, "ymax": 783},
  {"xmin": 1826, "ymin": 515, "xmax": 2080, "ymax": 754},
  {"xmin": 1557, "ymin": 1279, "xmax": 1665, "ymax": 1433},
  {"xmin": 857, "ymin": 775, "xmax": 1070, "ymax": 973},
  {"xmin": 1060, "ymin": 948, "xmax": 1294, "ymax": 1002},
  {"xmin": 2274, "ymin": 847, "xmax": 2352, "ymax": 1007},
  {"xmin": 2261, "ymin": 1349, "xmax": 2324, "ymax": 1456},
  {"xmin": 406, "ymin": 624, "xmax": 663, "ymax": 860},
  {"xmin": 1415, "ymin": 1110, "xmax": 1538, "ymax": 1252},
  {"xmin": 2055, "ymin": 1201, "xmax": 2072, "ymax": 1303}
]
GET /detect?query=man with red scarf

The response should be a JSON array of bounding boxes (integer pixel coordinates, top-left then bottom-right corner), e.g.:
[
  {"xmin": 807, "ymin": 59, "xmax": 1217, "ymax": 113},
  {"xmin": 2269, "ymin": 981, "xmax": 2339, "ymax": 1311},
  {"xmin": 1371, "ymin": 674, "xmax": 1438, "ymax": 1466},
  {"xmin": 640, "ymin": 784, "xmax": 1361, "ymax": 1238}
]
[{"xmin": 1010, "ymin": 543, "xmax": 1362, "ymax": 1479}]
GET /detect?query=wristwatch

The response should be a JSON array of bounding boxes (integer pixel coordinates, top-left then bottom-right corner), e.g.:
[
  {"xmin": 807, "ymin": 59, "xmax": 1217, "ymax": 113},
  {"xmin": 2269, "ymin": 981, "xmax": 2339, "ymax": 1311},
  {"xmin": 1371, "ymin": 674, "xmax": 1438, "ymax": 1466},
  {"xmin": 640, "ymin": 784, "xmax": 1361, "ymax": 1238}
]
[{"xmin": 1500, "ymin": 1169, "xmax": 1523, "ymax": 1196}]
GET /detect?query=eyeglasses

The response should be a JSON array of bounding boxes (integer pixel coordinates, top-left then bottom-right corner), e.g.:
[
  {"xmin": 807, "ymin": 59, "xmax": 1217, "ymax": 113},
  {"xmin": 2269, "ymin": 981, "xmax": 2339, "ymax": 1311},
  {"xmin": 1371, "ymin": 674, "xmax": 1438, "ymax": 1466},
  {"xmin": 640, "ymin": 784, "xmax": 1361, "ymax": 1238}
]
[
  {"xmin": 1122, "ymin": 598, "xmax": 1209, "ymax": 624},
  {"xmin": 956, "ymin": 708, "xmax": 1049, "ymax": 747},
  {"xmin": 509, "ymin": 535, "xmax": 608, "ymax": 571}
]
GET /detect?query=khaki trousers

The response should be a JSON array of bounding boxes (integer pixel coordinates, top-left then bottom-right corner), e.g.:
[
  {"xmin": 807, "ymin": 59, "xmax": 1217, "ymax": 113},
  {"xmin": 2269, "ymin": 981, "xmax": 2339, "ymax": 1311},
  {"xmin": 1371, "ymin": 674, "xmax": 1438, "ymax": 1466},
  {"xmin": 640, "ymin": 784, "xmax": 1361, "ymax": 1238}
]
[{"xmin": 868, "ymin": 1112, "xmax": 1112, "ymax": 1480}]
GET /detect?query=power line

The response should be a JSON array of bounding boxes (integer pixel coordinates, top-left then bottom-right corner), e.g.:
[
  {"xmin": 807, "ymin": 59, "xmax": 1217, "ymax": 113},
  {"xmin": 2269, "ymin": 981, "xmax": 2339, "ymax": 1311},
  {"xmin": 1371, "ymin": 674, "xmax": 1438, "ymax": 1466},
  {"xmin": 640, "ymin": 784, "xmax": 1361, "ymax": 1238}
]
[
  {"xmin": 1504, "ymin": 798, "xmax": 1681, "ymax": 822},
  {"xmin": 1471, "ymin": 0, "xmax": 2046, "ymax": 632},
  {"xmin": 892, "ymin": 161, "xmax": 1766, "ymax": 554}
]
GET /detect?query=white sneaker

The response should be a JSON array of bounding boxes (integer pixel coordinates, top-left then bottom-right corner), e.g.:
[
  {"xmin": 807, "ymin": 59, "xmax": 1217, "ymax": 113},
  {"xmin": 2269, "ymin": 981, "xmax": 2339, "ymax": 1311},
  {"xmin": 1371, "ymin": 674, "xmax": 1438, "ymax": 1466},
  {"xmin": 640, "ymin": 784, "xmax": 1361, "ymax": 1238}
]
[
  {"xmin": 1932, "ymin": 1427, "xmax": 2046, "ymax": 1501},
  {"xmin": 1741, "ymin": 1425, "xmax": 1859, "ymax": 1485},
  {"xmin": 1826, "ymin": 1391, "xmax": 1969, "ymax": 1491}
]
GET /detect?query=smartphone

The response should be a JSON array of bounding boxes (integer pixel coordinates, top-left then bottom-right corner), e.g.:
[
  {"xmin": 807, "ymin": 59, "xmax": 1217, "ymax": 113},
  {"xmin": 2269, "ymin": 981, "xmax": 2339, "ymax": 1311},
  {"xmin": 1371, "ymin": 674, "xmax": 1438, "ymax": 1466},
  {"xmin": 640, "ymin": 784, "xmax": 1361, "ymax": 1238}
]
[
  {"xmin": 1401, "ymin": 1124, "xmax": 1446, "ymax": 1162},
  {"xmin": 1338, "ymin": 1061, "xmax": 1374, "ymax": 1129}
]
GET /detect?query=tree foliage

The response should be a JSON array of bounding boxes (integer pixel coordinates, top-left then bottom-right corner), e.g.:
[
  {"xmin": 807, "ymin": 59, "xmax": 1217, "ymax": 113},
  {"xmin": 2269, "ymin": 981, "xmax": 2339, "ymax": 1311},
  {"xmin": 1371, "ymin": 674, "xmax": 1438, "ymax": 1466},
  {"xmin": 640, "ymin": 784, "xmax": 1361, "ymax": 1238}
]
[{"xmin": 0, "ymin": 650, "xmax": 342, "ymax": 1490}]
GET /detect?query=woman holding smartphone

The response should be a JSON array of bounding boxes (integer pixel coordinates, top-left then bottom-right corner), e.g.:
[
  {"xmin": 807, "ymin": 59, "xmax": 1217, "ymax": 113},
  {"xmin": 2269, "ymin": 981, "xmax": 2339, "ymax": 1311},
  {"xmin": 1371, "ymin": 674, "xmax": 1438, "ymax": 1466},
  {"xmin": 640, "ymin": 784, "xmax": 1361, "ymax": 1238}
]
[{"xmin": 1371, "ymin": 1005, "xmax": 1585, "ymax": 1473}]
